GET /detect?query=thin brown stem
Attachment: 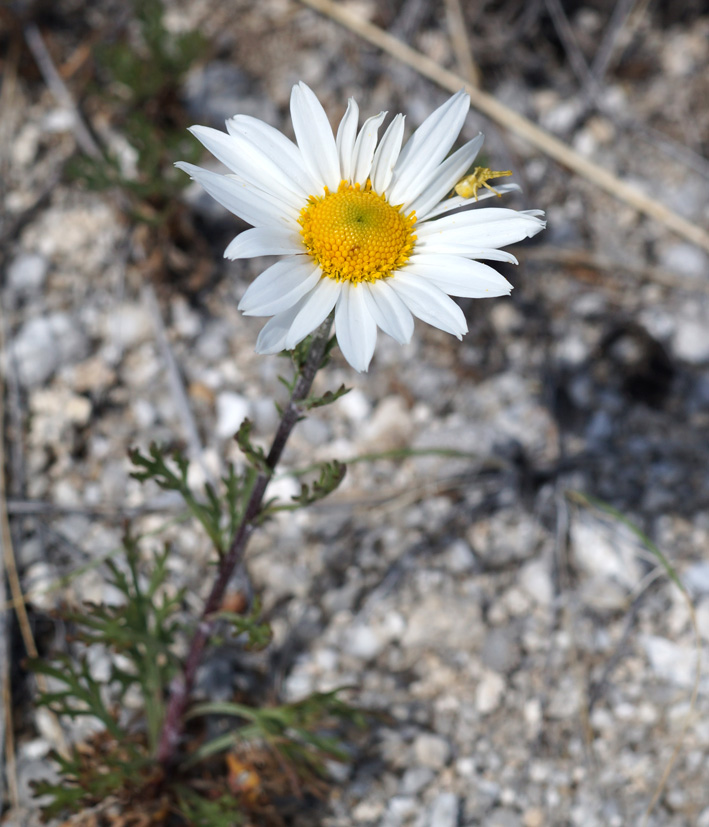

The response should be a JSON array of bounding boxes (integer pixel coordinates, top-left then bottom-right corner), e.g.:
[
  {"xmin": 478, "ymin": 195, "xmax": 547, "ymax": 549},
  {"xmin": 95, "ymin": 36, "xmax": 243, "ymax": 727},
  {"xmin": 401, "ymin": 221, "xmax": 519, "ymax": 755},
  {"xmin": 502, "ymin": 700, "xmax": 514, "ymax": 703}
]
[{"xmin": 156, "ymin": 319, "xmax": 333, "ymax": 768}]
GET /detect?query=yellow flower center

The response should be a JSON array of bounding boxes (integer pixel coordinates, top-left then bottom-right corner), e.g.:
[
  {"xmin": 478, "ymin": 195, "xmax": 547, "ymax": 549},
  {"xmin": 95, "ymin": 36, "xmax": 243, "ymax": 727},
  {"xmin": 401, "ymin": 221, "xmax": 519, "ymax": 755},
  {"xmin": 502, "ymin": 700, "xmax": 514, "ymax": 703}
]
[{"xmin": 299, "ymin": 180, "xmax": 416, "ymax": 283}]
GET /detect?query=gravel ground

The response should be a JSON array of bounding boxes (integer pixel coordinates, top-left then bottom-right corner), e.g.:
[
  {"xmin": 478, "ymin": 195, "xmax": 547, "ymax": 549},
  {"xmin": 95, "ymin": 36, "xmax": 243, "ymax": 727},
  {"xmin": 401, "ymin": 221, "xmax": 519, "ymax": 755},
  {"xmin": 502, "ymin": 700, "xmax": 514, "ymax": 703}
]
[{"xmin": 2, "ymin": 1, "xmax": 709, "ymax": 825}]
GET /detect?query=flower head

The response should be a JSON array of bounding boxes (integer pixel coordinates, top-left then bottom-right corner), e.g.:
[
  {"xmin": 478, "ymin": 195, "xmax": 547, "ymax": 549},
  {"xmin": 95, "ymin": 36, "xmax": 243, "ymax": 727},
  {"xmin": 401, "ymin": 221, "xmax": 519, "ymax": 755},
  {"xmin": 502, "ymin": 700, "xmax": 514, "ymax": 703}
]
[{"xmin": 177, "ymin": 83, "xmax": 545, "ymax": 371}]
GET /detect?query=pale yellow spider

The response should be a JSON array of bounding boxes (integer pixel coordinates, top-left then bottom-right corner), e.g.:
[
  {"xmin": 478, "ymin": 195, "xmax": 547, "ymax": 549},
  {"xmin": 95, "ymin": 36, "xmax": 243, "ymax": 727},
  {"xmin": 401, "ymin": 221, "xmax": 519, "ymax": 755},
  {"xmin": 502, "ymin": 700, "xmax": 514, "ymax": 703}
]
[{"xmin": 454, "ymin": 166, "xmax": 513, "ymax": 201}]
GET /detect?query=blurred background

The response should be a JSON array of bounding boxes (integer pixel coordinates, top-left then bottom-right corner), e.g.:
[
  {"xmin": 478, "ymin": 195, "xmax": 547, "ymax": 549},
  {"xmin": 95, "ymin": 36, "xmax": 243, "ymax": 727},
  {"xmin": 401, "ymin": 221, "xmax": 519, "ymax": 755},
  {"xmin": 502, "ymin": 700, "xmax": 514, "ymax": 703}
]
[{"xmin": 1, "ymin": 0, "xmax": 708, "ymax": 825}]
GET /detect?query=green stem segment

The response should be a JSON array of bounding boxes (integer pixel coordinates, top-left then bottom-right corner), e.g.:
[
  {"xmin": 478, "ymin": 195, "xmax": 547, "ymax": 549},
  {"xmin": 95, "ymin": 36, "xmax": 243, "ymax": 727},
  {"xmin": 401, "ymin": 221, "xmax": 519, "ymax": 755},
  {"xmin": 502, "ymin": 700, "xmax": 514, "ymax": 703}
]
[{"xmin": 156, "ymin": 319, "xmax": 333, "ymax": 769}]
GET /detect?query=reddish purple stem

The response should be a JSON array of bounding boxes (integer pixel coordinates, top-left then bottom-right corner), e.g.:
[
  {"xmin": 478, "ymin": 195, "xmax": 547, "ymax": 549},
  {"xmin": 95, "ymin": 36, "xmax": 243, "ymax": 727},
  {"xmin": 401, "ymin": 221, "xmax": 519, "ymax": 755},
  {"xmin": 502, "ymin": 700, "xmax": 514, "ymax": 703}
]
[{"xmin": 156, "ymin": 320, "xmax": 332, "ymax": 768}]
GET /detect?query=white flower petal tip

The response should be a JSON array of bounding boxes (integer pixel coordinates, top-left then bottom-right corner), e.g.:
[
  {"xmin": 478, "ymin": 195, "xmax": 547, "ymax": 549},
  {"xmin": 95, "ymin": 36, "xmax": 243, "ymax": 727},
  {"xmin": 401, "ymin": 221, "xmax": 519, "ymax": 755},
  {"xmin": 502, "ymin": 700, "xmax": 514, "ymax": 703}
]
[
  {"xmin": 179, "ymin": 84, "xmax": 545, "ymax": 369},
  {"xmin": 335, "ymin": 284, "xmax": 377, "ymax": 373}
]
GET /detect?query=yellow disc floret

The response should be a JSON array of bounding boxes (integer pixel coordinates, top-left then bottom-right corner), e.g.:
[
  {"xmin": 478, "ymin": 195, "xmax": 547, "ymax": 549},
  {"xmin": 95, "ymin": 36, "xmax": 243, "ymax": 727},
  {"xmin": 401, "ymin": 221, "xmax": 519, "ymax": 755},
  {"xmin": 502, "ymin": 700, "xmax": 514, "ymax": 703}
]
[{"xmin": 299, "ymin": 180, "xmax": 416, "ymax": 283}]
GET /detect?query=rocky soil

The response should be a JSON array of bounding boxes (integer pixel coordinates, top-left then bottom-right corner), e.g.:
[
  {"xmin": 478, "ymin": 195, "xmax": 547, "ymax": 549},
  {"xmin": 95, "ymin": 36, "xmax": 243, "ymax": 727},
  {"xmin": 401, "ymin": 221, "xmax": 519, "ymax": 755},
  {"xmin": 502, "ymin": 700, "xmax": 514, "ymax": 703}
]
[{"xmin": 2, "ymin": 1, "xmax": 709, "ymax": 825}]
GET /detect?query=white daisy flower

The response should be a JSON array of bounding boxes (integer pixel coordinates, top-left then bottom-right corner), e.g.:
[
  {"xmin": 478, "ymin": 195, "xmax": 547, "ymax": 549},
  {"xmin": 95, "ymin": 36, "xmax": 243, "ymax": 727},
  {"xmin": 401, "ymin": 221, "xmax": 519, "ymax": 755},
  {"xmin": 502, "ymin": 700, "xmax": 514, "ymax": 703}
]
[{"xmin": 177, "ymin": 82, "xmax": 545, "ymax": 372}]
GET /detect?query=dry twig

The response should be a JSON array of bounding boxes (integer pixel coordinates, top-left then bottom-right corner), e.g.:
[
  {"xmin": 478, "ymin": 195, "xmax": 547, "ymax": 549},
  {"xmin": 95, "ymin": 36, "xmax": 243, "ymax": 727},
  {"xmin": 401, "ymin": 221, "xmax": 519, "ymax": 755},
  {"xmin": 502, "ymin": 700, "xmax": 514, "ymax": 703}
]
[
  {"xmin": 0, "ymin": 311, "xmax": 24, "ymax": 810},
  {"xmin": 591, "ymin": 0, "xmax": 650, "ymax": 82},
  {"xmin": 443, "ymin": 0, "xmax": 481, "ymax": 87},
  {"xmin": 23, "ymin": 23, "xmax": 101, "ymax": 159}
]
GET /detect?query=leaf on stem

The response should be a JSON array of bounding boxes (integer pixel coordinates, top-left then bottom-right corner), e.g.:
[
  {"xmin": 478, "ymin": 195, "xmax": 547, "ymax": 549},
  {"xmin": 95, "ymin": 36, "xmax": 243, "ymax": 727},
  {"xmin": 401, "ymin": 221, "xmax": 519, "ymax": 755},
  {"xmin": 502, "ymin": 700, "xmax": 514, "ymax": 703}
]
[
  {"xmin": 302, "ymin": 383, "xmax": 351, "ymax": 410},
  {"xmin": 234, "ymin": 419, "xmax": 270, "ymax": 473}
]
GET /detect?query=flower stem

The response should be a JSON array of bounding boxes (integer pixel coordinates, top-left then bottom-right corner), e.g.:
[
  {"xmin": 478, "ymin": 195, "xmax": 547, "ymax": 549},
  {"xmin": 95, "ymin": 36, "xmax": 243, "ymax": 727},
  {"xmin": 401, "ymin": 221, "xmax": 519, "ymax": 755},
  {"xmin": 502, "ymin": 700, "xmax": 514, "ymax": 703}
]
[{"xmin": 156, "ymin": 319, "xmax": 333, "ymax": 768}]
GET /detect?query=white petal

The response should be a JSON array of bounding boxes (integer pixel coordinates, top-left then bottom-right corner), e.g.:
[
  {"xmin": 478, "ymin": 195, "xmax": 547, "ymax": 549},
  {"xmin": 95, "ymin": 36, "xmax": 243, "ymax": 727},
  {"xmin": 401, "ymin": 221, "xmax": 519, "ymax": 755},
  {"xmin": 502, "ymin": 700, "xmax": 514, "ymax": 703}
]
[
  {"xmin": 255, "ymin": 299, "xmax": 309, "ymax": 354},
  {"xmin": 284, "ymin": 277, "xmax": 341, "ymax": 349},
  {"xmin": 414, "ymin": 239, "xmax": 519, "ymax": 263},
  {"xmin": 336, "ymin": 98, "xmax": 359, "ymax": 182},
  {"xmin": 387, "ymin": 90, "xmax": 470, "ymax": 207},
  {"xmin": 335, "ymin": 283, "xmax": 377, "ymax": 372},
  {"xmin": 351, "ymin": 112, "xmax": 387, "ymax": 185},
  {"xmin": 189, "ymin": 125, "xmax": 306, "ymax": 208},
  {"xmin": 238, "ymin": 258, "xmax": 321, "ymax": 316},
  {"xmin": 370, "ymin": 114, "xmax": 405, "ymax": 194},
  {"xmin": 176, "ymin": 162, "xmax": 296, "ymax": 229},
  {"xmin": 416, "ymin": 208, "xmax": 546, "ymax": 248},
  {"xmin": 394, "ymin": 91, "xmax": 468, "ymax": 169},
  {"xmin": 424, "ymin": 183, "xmax": 521, "ymax": 219},
  {"xmin": 404, "ymin": 254, "xmax": 513, "ymax": 297},
  {"xmin": 408, "ymin": 134, "xmax": 484, "ymax": 220},
  {"xmin": 389, "ymin": 271, "xmax": 468, "ymax": 338},
  {"xmin": 290, "ymin": 82, "xmax": 340, "ymax": 191},
  {"xmin": 361, "ymin": 280, "xmax": 414, "ymax": 344},
  {"xmin": 224, "ymin": 227, "xmax": 304, "ymax": 259},
  {"xmin": 225, "ymin": 115, "xmax": 320, "ymax": 195}
]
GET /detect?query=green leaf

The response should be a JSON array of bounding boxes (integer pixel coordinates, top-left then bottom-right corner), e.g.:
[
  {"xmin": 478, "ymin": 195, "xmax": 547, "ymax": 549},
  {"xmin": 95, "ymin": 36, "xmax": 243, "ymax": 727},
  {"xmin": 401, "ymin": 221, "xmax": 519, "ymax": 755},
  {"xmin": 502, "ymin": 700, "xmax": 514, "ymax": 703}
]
[
  {"xmin": 129, "ymin": 444, "xmax": 224, "ymax": 553},
  {"xmin": 235, "ymin": 419, "xmax": 270, "ymax": 473},
  {"xmin": 176, "ymin": 788, "xmax": 244, "ymax": 826},
  {"xmin": 185, "ymin": 687, "xmax": 366, "ymax": 774},
  {"xmin": 212, "ymin": 602, "xmax": 272, "ymax": 650},
  {"xmin": 267, "ymin": 461, "xmax": 346, "ymax": 514},
  {"xmin": 302, "ymin": 383, "xmax": 351, "ymax": 410}
]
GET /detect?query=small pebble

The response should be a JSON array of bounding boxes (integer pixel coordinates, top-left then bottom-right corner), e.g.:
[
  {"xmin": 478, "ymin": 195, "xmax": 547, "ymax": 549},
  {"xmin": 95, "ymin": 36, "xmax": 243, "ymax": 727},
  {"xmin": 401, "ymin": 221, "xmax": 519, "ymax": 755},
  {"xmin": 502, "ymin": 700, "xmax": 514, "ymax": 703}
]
[
  {"xmin": 413, "ymin": 733, "xmax": 451, "ymax": 769},
  {"xmin": 428, "ymin": 792, "xmax": 459, "ymax": 827},
  {"xmin": 7, "ymin": 252, "xmax": 48, "ymax": 295}
]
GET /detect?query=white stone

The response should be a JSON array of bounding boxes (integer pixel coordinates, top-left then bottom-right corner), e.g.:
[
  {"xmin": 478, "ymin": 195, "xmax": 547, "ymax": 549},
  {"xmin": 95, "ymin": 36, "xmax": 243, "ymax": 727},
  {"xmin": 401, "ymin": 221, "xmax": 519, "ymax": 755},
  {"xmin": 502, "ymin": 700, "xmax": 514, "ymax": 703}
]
[
  {"xmin": 413, "ymin": 733, "xmax": 451, "ymax": 769},
  {"xmin": 540, "ymin": 98, "xmax": 584, "ymax": 133},
  {"xmin": 672, "ymin": 301, "xmax": 709, "ymax": 364},
  {"xmin": 579, "ymin": 577, "xmax": 630, "ymax": 612},
  {"xmin": 10, "ymin": 313, "xmax": 87, "ymax": 387},
  {"xmin": 556, "ymin": 333, "xmax": 590, "ymax": 366},
  {"xmin": 338, "ymin": 387, "xmax": 371, "ymax": 421},
  {"xmin": 490, "ymin": 302, "xmax": 523, "ymax": 335},
  {"xmin": 282, "ymin": 669, "xmax": 313, "ymax": 701},
  {"xmin": 360, "ymin": 395, "xmax": 414, "ymax": 451},
  {"xmin": 442, "ymin": 539, "xmax": 476, "ymax": 572},
  {"xmin": 267, "ymin": 474, "xmax": 300, "ymax": 504},
  {"xmin": 547, "ymin": 676, "xmax": 582, "ymax": 718},
  {"xmin": 31, "ymin": 387, "xmax": 92, "ymax": 431},
  {"xmin": 641, "ymin": 634, "xmax": 697, "ymax": 688},
  {"xmin": 109, "ymin": 303, "xmax": 153, "ymax": 349},
  {"xmin": 518, "ymin": 559, "xmax": 553, "ymax": 606},
  {"xmin": 352, "ymin": 800, "xmax": 386, "ymax": 822},
  {"xmin": 7, "ymin": 252, "xmax": 48, "ymax": 294},
  {"xmin": 696, "ymin": 599, "xmax": 709, "ymax": 642},
  {"xmin": 658, "ymin": 242, "xmax": 708, "ymax": 279},
  {"xmin": 428, "ymin": 792, "xmax": 459, "ymax": 827},
  {"xmin": 216, "ymin": 391, "xmax": 251, "ymax": 438},
  {"xmin": 314, "ymin": 647, "xmax": 339, "ymax": 672},
  {"xmin": 388, "ymin": 796, "xmax": 418, "ymax": 820},
  {"xmin": 132, "ymin": 398, "xmax": 156, "ymax": 428},
  {"xmin": 12, "ymin": 122, "xmax": 41, "ymax": 166},
  {"xmin": 523, "ymin": 808, "xmax": 546, "ymax": 827},
  {"xmin": 476, "ymin": 670, "xmax": 506, "ymax": 714},
  {"xmin": 86, "ymin": 645, "xmax": 112, "ymax": 683},
  {"xmin": 571, "ymin": 514, "xmax": 642, "ymax": 589},
  {"xmin": 42, "ymin": 108, "xmax": 77, "ymax": 133},
  {"xmin": 674, "ymin": 318, "xmax": 709, "ymax": 364},
  {"xmin": 524, "ymin": 698, "xmax": 543, "ymax": 736},
  {"xmin": 402, "ymin": 592, "xmax": 483, "ymax": 650},
  {"xmin": 401, "ymin": 766, "xmax": 434, "ymax": 794},
  {"xmin": 343, "ymin": 624, "xmax": 383, "ymax": 660},
  {"xmin": 455, "ymin": 756, "xmax": 476, "ymax": 777},
  {"xmin": 23, "ymin": 562, "xmax": 60, "ymax": 611},
  {"xmin": 683, "ymin": 561, "xmax": 709, "ymax": 596},
  {"xmin": 171, "ymin": 296, "xmax": 202, "ymax": 338},
  {"xmin": 299, "ymin": 416, "xmax": 331, "ymax": 445}
]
